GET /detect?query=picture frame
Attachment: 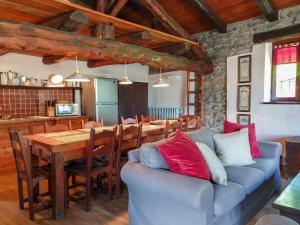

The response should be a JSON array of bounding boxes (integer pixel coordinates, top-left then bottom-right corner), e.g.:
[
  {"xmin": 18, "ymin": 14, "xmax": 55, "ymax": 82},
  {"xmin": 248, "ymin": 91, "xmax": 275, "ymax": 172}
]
[
  {"xmin": 237, "ymin": 114, "xmax": 251, "ymax": 125},
  {"xmin": 238, "ymin": 55, "xmax": 251, "ymax": 83},
  {"xmin": 237, "ymin": 85, "xmax": 251, "ymax": 112}
]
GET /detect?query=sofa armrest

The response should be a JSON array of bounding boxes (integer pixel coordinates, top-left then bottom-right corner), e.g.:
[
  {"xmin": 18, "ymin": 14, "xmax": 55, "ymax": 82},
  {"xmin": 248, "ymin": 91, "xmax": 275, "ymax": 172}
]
[
  {"xmin": 128, "ymin": 149, "xmax": 141, "ymax": 162},
  {"xmin": 258, "ymin": 141, "xmax": 282, "ymax": 160},
  {"xmin": 121, "ymin": 162, "xmax": 214, "ymax": 225}
]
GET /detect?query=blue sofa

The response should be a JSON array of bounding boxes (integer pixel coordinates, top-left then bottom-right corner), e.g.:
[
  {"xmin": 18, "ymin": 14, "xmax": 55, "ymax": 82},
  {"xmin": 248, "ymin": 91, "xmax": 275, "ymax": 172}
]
[{"xmin": 121, "ymin": 128, "xmax": 282, "ymax": 225}]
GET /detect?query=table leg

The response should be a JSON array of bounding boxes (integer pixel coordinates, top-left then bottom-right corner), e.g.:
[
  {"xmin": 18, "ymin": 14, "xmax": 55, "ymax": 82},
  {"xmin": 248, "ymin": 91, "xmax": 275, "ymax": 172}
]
[
  {"xmin": 51, "ymin": 152, "xmax": 65, "ymax": 220},
  {"xmin": 30, "ymin": 146, "xmax": 39, "ymax": 203}
]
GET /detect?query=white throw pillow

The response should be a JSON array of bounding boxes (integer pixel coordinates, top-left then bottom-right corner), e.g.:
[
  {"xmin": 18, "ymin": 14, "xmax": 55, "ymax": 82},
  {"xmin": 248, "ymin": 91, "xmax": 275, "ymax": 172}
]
[
  {"xmin": 196, "ymin": 142, "xmax": 227, "ymax": 185},
  {"xmin": 213, "ymin": 128, "xmax": 255, "ymax": 167}
]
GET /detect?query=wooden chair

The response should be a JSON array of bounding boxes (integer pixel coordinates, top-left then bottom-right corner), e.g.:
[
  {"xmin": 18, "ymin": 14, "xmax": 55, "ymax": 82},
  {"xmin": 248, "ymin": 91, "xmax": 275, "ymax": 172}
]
[
  {"xmin": 182, "ymin": 115, "xmax": 202, "ymax": 132},
  {"xmin": 81, "ymin": 119, "xmax": 103, "ymax": 129},
  {"xmin": 65, "ymin": 126, "xmax": 117, "ymax": 211},
  {"xmin": 116, "ymin": 123, "xmax": 142, "ymax": 198},
  {"xmin": 8, "ymin": 128, "xmax": 52, "ymax": 220},
  {"xmin": 145, "ymin": 120, "xmax": 169, "ymax": 143},
  {"xmin": 121, "ymin": 115, "xmax": 138, "ymax": 125},
  {"xmin": 44, "ymin": 121, "xmax": 72, "ymax": 133},
  {"xmin": 140, "ymin": 115, "xmax": 155, "ymax": 123},
  {"xmin": 165, "ymin": 119, "xmax": 183, "ymax": 138}
]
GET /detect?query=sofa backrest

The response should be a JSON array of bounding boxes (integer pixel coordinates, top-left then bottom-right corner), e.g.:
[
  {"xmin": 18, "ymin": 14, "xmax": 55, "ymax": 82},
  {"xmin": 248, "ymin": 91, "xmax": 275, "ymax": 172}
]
[{"xmin": 128, "ymin": 127, "xmax": 219, "ymax": 170}]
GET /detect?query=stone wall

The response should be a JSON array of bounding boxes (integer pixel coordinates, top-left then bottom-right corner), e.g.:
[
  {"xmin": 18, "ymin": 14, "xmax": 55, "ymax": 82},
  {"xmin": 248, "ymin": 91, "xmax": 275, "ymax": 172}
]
[{"xmin": 193, "ymin": 5, "xmax": 300, "ymax": 128}]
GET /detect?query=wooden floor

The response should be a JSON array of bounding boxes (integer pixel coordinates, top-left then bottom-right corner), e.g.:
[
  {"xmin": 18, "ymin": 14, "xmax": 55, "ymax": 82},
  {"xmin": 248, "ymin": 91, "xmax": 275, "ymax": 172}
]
[{"xmin": 0, "ymin": 173, "xmax": 129, "ymax": 225}]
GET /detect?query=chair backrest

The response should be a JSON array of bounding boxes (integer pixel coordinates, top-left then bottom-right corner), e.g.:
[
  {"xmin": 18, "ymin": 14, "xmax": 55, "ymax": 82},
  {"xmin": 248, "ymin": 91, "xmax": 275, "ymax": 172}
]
[
  {"xmin": 118, "ymin": 123, "xmax": 142, "ymax": 152},
  {"xmin": 121, "ymin": 115, "xmax": 139, "ymax": 125},
  {"xmin": 8, "ymin": 128, "xmax": 32, "ymax": 181},
  {"xmin": 44, "ymin": 121, "xmax": 72, "ymax": 133},
  {"xmin": 81, "ymin": 119, "xmax": 103, "ymax": 129},
  {"xmin": 86, "ymin": 127, "xmax": 117, "ymax": 175},
  {"xmin": 145, "ymin": 120, "xmax": 169, "ymax": 142},
  {"xmin": 183, "ymin": 116, "xmax": 202, "ymax": 132},
  {"xmin": 166, "ymin": 119, "xmax": 183, "ymax": 137},
  {"xmin": 140, "ymin": 115, "xmax": 155, "ymax": 123}
]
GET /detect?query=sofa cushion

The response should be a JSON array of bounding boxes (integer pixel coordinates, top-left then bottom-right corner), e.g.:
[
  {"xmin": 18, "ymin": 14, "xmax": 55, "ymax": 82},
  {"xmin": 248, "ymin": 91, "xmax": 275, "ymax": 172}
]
[
  {"xmin": 196, "ymin": 142, "xmax": 227, "ymax": 185},
  {"xmin": 158, "ymin": 131, "xmax": 211, "ymax": 180},
  {"xmin": 225, "ymin": 166, "xmax": 264, "ymax": 194},
  {"xmin": 244, "ymin": 158, "xmax": 277, "ymax": 180},
  {"xmin": 213, "ymin": 181, "xmax": 246, "ymax": 216},
  {"xmin": 186, "ymin": 128, "xmax": 219, "ymax": 152},
  {"xmin": 213, "ymin": 128, "xmax": 255, "ymax": 166},
  {"xmin": 140, "ymin": 143, "xmax": 169, "ymax": 169},
  {"xmin": 224, "ymin": 120, "xmax": 262, "ymax": 158}
]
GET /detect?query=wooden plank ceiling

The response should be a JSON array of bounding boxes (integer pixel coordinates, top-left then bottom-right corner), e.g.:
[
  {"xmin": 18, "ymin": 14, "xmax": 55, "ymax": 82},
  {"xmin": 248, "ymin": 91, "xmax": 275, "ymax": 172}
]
[{"xmin": 119, "ymin": 0, "xmax": 299, "ymax": 35}]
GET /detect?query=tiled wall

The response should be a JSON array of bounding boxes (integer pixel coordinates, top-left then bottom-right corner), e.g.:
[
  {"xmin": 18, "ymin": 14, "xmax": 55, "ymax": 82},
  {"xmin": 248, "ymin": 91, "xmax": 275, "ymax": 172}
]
[{"xmin": 0, "ymin": 88, "xmax": 73, "ymax": 118}]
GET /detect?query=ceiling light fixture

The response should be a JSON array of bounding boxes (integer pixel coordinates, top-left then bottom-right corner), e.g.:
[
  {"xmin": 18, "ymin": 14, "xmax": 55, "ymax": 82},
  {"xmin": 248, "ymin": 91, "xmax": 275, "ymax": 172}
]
[
  {"xmin": 152, "ymin": 68, "xmax": 170, "ymax": 88},
  {"xmin": 65, "ymin": 56, "xmax": 90, "ymax": 82},
  {"xmin": 119, "ymin": 61, "xmax": 133, "ymax": 85}
]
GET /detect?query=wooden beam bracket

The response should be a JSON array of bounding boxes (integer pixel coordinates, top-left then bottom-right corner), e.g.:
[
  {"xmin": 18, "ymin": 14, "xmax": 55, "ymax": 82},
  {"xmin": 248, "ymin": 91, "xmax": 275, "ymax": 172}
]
[
  {"xmin": 92, "ymin": 23, "xmax": 115, "ymax": 40},
  {"xmin": 117, "ymin": 31, "xmax": 152, "ymax": 45}
]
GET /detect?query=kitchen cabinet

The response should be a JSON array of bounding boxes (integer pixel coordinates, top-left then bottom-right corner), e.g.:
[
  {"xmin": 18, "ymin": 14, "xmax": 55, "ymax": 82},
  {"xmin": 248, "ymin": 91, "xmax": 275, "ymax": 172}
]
[{"xmin": 118, "ymin": 82, "xmax": 148, "ymax": 121}]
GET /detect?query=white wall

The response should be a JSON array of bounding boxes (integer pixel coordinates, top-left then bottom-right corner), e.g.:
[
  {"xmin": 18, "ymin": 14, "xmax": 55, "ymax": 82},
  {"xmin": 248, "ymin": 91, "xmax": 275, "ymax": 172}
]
[
  {"xmin": 148, "ymin": 71, "xmax": 187, "ymax": 110},
  {"xmin": 227, "ymin": 43, "xmax": 300, "ymax": 139},
  {"xmin": 0, "ymin": 53, "xmax": 149, "ymax": 82}
]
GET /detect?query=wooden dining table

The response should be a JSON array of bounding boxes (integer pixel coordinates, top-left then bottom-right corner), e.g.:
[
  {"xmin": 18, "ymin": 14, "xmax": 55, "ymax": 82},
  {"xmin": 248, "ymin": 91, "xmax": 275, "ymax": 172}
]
[{"xmin": 24, "ymin": 122, "xmax": 168, "ymax": 220}]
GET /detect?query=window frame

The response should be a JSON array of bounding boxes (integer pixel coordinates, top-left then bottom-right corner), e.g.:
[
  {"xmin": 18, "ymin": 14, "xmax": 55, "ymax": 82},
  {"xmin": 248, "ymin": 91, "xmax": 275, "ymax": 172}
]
[{"xmin": 271, "ymin": 41, "xmax": 300, "ymax": 102}]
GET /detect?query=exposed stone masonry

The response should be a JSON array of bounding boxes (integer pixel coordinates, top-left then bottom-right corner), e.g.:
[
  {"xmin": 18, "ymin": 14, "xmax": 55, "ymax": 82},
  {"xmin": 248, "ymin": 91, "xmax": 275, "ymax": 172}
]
[{"xmin": 193, "ymin": 5, "xmax": 300, "ymax": 128}]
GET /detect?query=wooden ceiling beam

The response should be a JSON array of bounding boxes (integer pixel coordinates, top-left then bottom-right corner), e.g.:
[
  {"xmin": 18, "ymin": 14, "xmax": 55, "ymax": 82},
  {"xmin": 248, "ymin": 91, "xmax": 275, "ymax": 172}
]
[
  {"xmin": 256, "ymin": 0, "xmax": 278, "ymax": 22},
  {"xmin": 0, "ymin": 20, "xmax": 212, "ymax": 74},
  {"xmin": 253, "ymin": 24, "xmax": 300, "ymax": 43},
  {"xmin": 96, "ymin": 0, "xmax": 109, "ymax": 13},
  {"xmin": 41, "ymin": 10, "xmax": 88, "ymax": 32},
  {"xmin": 155, "ymin": 43, "xmax": 191, "ymax": 56},
  {"xmin": 110, "ymin": 0, "xmax": 128, "ymax": 17},
  {"xmin": 42, "ymin": 55, "xmax": 73, "ymax": 65},
  {"xmin": 138, "ymin": 0, "xmax": 208, "ymax": 62},
  {"xmin": 41, "ymin": 10, "xmax": 89, "ymax": 64},
  {"xmin": 0, "ymin": 49, "xmax": 9, "ymax": 56},
  {"xmin": 187, "ymin": 0, "xmax": 226, "ymax": 33},
  {"xmin": 116, "ymin": 31, "xmax": 152, "ymax": 45},
  {"xmin": 87, "ymin": 59, "xmax": 121, "ymax": 67}
]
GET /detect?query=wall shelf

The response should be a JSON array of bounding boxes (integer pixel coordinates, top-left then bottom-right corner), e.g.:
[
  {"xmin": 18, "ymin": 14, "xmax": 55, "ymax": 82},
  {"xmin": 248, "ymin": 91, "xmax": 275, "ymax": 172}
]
[{"xmin": 0, "ymin": 85, "xmax": 81, "ymax": 90}]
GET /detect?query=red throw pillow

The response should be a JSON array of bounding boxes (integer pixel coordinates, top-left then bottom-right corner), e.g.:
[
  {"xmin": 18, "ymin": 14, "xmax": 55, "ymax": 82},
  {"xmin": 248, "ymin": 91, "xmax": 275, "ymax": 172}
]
[
  {"xmin": 157, "ymin": 131, "xmax": 210, "ymax": 180},
  {"xmin": 223, "ymin": 120, "xmax": 262, "ymax": 158}
]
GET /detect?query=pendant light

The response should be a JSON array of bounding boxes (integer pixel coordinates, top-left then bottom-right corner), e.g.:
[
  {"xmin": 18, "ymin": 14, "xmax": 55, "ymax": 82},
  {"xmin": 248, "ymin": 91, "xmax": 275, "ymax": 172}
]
[
  {"xmin": 152, "ymin": 68, "xmax": 170, "ymax": 87},
  {"xmin": 65, "ymin": 56, "xmax": 90, "ymax": 82},
  {"xmin": 119, "ymin": 61, "xmax": 133, "ymax": 85}
]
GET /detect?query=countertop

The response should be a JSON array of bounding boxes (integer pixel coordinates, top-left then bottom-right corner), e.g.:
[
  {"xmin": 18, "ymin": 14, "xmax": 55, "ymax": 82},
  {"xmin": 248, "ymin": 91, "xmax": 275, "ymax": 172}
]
[{"xmin": 0, "ymin": 115, "xmax": 88, "ymax": 125}]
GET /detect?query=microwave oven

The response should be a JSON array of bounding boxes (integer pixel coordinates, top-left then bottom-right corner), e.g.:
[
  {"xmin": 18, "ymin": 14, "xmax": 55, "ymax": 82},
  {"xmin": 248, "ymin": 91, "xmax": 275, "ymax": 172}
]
[{"xmin": 55, "ymin": 104, "xmax": 81, "ymax": 117}]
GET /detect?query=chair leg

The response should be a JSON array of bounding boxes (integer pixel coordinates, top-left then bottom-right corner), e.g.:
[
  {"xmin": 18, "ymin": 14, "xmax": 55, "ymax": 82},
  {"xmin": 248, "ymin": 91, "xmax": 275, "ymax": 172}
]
[
  {"xmin": 27, "ymin": 183, "xmax": 35, "ymax": 220},
  {"xmin": 64, "ymin": 173, "xmax": 69, "ymax": 209},
  {"xmin": 85, "ymin": 176, "xmax": 92, "ymax": 212},
  {"xmin": 71, "ymin": 174, "xmax": 76, "ymax": 186},
  {"xmin": 96, "ymin": 175, "xmax": 102, "ymax": 190},
  {"xmin": 108, "ymin": 171, "xmax": 113, "ymax": 201},
  {"xmin": 116, "ymin": 166, "xmax": 121, "ymax": 198},
  {"xmin": 17, "ymin": 178, "xmax": 24, "ymax": 209}
]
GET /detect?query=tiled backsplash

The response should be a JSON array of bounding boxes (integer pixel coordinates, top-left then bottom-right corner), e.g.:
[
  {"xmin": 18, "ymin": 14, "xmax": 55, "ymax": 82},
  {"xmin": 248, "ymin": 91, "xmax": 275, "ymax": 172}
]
[{"xmin": 0, "ymin": 88, "xmax": 73, "ymax": 118}]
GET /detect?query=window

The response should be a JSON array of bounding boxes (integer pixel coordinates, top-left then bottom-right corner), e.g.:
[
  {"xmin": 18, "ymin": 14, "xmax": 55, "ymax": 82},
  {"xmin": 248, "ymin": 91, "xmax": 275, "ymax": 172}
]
[{"xmin": 271, "ymin": 42, "xmax": 300, "ymax": 101}]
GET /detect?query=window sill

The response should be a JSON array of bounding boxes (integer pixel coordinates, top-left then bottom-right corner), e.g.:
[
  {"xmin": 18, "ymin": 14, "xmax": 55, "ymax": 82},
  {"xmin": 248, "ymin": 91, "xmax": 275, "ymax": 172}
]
[{"xmin": 261, "ymin": 101, "xmax": 300, "ymax": 105}]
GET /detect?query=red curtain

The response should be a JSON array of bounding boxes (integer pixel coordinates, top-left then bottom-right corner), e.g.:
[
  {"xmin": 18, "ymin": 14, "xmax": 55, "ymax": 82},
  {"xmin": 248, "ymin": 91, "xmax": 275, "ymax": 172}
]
[{"xmin": 273, "ymin": 45, "xmax": 299, "ymax": 65}]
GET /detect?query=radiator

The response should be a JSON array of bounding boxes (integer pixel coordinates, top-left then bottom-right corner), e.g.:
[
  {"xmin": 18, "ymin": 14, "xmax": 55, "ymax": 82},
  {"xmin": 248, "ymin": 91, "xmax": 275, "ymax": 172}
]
[{"xmin": 148, "ymin": 107, "xmax": 183, "ymax": 120}]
